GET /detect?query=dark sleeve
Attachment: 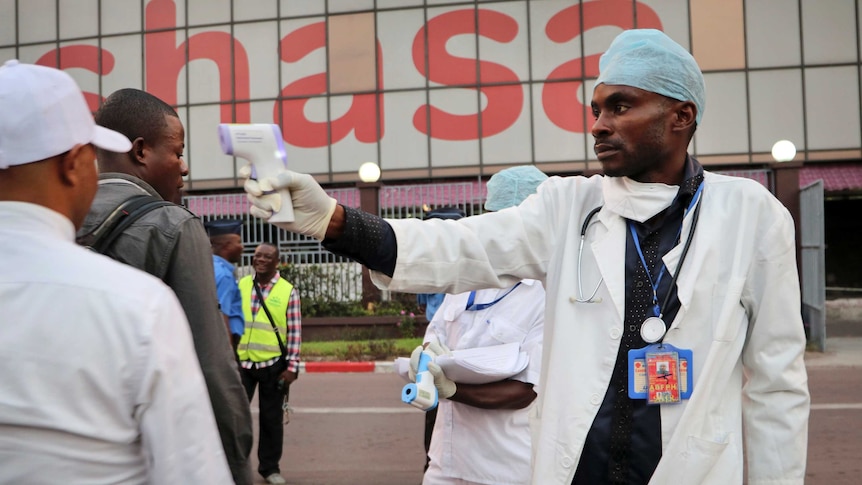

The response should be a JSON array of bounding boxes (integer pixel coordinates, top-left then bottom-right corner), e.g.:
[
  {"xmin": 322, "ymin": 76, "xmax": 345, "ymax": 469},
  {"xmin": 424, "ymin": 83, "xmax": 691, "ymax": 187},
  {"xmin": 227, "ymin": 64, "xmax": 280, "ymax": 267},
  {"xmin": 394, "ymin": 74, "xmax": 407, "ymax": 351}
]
[
  {"xmin": 322, "ymin": 206, "xmax": 397, "ymax": 277},
  {"xmin": 165, "ymin": 218, "xmax": 254, "ymax": 485}
]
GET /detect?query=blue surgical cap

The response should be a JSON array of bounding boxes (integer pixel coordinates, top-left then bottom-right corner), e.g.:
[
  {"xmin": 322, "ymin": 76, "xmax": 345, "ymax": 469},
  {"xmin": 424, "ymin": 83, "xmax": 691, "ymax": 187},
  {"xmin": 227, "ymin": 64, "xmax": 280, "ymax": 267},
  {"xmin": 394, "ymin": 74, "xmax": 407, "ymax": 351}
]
[
  {"xmin": 484, "ymin": 166, "xmax": 548, "ymax": 211},
  {"xmin": 595, "ymin": 29, "xmax": 705, "ymax": 124}
]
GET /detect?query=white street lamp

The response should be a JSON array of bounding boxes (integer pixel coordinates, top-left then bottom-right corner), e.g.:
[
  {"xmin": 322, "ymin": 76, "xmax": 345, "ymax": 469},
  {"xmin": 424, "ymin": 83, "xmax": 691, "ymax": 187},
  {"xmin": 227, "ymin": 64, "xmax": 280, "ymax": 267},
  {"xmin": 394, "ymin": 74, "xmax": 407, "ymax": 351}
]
[
  {"xmin": 358, "ymin": 162, "xmax": 381, "ymax": 183},
  {"xmin": 771, "ymin": 140, "xmax": 797, "ymax": 162}
]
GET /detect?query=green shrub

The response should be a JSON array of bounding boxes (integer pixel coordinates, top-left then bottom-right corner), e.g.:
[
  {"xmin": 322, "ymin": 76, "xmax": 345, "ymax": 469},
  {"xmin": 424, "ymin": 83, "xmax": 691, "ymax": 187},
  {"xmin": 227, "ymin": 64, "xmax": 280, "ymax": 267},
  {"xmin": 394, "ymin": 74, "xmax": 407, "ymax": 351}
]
[
  {"xmin": 278, "ymin": 262, "xmax": 422, "ymax": 318},
  {"xmin": 302, "ymin": 337, "xmax": 423, "ymax": 361}
]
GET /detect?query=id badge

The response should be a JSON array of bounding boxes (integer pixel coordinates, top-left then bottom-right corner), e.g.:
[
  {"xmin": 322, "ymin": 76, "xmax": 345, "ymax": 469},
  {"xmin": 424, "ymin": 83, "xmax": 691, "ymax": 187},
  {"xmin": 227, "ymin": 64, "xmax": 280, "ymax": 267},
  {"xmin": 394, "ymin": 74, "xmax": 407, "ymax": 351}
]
[
  {"xmin": 646, "ymin": 350, "xmax": 680, "ymax": 403},
  {"xmin": 628, "ymin": 344, "xmax": 693, "ymax": 403}
]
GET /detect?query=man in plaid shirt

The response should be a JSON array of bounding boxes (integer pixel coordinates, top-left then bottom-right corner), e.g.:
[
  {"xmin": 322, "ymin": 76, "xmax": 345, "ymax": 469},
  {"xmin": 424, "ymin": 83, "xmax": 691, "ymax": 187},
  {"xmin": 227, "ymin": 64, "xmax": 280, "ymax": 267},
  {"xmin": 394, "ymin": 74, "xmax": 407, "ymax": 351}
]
[{"xmin": 237, "ymin": 242, "xmax": 301, "ymax": 485}]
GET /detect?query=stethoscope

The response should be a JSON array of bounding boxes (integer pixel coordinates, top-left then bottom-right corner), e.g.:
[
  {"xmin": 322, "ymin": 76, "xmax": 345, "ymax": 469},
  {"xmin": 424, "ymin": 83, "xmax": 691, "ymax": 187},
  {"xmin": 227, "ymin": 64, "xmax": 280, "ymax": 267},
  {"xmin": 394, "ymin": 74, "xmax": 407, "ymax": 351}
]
[
  {"xmin": 570, "ymin": 182, "xmax": 705, "ymax": 310},
  {"xmin": 570, "ymin": 206, "xmax": 604, "ymax": 303}
]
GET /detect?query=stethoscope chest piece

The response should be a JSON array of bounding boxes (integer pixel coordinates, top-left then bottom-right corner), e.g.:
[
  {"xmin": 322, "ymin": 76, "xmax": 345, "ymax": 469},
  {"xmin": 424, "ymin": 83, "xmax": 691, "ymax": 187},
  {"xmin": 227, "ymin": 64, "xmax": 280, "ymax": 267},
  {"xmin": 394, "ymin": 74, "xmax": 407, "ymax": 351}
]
[{"xmin": 640, "ymin": 316, "xmax": 667, "ymax": 343}]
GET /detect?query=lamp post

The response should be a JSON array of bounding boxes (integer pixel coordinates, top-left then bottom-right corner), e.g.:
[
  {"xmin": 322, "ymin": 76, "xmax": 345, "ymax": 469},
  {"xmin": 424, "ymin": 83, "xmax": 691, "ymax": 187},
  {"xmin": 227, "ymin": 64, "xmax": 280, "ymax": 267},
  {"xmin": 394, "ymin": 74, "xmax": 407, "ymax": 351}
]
[{"xmin": 357, "ymin": 162, "xmax": 382, "ymax": 307}]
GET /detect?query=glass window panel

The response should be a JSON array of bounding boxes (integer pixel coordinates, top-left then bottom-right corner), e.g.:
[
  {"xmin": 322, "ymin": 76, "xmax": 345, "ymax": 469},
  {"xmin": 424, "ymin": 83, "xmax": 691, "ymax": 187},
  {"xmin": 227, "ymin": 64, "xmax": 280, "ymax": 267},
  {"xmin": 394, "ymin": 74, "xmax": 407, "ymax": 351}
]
[
  {"xmin": 102, "ymin": 0, "xmax": 142, "ymax": 36},
  {"xmin": 801, "ymin": 0, "xmax": 856, "ymax": 64},
  {"xmin": 280, "ymin": 0, "xmax": 325, "ymax": 17},
  {"xmin": 637, "ymin": 0, "xmax": 688, "ymax": 41},
  {"xmin": 530, "ymin": 0, "xmax": 584, "ymax": 82},
  {"xmin": 276, "ymin": 95, "xmax": 331, "ymax": 175},
  {"xmin": 376, "ymin": 9, "xmax": 427, "ymax": 90},
  {"xmin": 477, "ymin": 1, "xmax": 528, "ymax": 82},
  {"xmin": 690, "ymin": 0, "xmax": 745, "ymax": 70},
  {"xmin": 380, "ymin": 90, "xmax": 429, "ymax": 170},
  {"xmin": 233, "ymin": 0, "xmax": 277, "ymax": 22},
  {"xmin": 694, "ymin": 72, "xmax": 748, "ymax": 155},
  {"xmin": 582, "ymin": 1, "xmax": 636, "ymax": 65},
  {"xmin": 429, "ymin": 88, "xmax": 480, "ymax": 167},
  {"xmin": 58, "ymin": 39, "xmax": 100, "ymax": 106},
  {"xmin": 101, "ymin": 35, "xmax": 145, "ymax": 95},
  {"xmin": 532, "ymin": 81, "xmax": 588, "ymax": 162},
  {"xmin": 234, "ymin": 21, "xmax": 280, "ymax": 101},
  {"xmin": 0, "ymin": 48, "xmax": 16, "ymax": 63},
  {"xmin": 745, "ymin": 0, "xmax": 801, "ymax": 68},
  {"xmin": 805, "ymin": 66, "xmax": 861, "ymax": 150},
  {"xmin": 19, "ymin": 0, "xmax": 56, "ymax": 44},
  {"xmin": 59, "ymin": 0, "xmax": 98, "ymax": 40},
  {"xmin": 16, "ymin": 43, "xmax": 56, "ymax": 65},
  {"xmin": 426, "ymin": 0, "xmax": 470, "ymax": 5},
  {"xmin": 0, "ymin": 0, "xmax": 15, "ymax": 46},
  {"xmin": 427, "ymin": 6, "xmax": 477, "ymax": 87},
  {"xmin": 481, "ymin": 84, "xmax": 531, "ymax": 165},
  {"xmin": 280, "ymin": 18, "xmax": 328, "ymax": 98},
  {"xmin": 328, "ymin": 0, "xmax": 374, "ymax": 14},
  {"xmin": 188, "ymin": 0, "xmax": 229, "ymax": 26},
  {"xmin": 188, "ymin": 104, "xmax": 234, "ymax": 180},
  {"xmin": 329, "ymin": 93, "xmax": 380, "ymax": 173},
  {"xmin": 153, "ymin": 0, "xmax": 186, "ymax": 27},
  {"xmin": 377, "ymin": 0, "xmax": 422, "ymax": 7},
  {"xmin": 249, "ymin": 100, "xmax": 276, "ymax": 127},
  {"xmin": 328, "ymin": 13, "xmax": 376, "ymax": 94},
  {"xmin": 748, "ymin": 69, "xmax": 804, "ymax": 153},
  {"xmin": 186, "ymin": 25, "xmax": 232, "ymax": 105}
]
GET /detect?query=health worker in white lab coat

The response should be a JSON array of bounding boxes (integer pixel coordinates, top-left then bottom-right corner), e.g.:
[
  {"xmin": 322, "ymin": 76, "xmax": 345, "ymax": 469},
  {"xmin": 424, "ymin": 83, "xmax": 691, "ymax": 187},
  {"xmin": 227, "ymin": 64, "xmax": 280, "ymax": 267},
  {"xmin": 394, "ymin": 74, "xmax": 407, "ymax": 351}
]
[
  {"xmin": 243, "ymin": 29, "xmax": 809, "ymax": 485},
  {"xmin": 413, "ymin": 166, "xmax": 547, "ymax": 485}
]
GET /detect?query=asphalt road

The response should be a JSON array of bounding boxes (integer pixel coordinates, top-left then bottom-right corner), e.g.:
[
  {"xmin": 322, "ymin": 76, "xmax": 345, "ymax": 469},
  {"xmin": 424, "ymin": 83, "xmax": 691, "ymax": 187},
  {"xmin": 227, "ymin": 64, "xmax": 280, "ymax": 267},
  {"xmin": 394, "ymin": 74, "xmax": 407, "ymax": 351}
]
[{"xmin": 248, "ymin": 344, "xmax": 862, "ymax": 485}]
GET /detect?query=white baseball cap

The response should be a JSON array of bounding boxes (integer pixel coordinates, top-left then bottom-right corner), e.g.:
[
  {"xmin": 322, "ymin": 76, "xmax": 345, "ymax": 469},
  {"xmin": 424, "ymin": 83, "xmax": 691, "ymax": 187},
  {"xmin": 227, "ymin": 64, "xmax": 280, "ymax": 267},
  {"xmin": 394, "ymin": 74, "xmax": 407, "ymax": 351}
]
[{"xmin": 0, "ymin": 59, "xmax": 132, "ymax": 169}]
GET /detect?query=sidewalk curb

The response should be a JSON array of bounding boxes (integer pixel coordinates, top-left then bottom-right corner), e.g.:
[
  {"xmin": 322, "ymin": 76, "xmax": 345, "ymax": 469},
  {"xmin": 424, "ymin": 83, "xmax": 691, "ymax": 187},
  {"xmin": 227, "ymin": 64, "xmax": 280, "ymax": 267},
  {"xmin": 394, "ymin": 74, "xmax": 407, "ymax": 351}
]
[{"xmin": 300, "ymin": 361, "xmax": 395, "ymax": 374}]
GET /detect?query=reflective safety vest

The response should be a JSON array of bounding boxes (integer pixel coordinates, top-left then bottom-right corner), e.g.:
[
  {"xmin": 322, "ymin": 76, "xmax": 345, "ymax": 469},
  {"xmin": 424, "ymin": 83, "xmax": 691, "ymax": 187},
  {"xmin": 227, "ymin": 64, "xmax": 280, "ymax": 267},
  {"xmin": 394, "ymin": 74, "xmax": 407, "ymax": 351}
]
[{"xmin": 237, "ymin": 276, "xmax": 294, "ymax": 363}]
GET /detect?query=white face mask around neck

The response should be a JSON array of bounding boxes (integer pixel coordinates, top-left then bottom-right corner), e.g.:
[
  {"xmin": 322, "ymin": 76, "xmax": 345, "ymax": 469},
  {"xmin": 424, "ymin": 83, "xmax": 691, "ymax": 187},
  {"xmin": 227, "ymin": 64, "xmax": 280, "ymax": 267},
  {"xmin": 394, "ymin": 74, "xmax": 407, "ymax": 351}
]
[{"xmin": 601, "ymin": 176, "xmax": 679, "ymax": 223}]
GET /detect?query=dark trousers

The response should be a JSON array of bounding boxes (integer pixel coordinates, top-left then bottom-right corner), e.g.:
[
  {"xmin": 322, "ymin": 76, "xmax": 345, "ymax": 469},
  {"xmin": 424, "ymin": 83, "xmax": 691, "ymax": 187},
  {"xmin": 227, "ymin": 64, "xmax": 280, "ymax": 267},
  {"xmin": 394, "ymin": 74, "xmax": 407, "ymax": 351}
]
[
  {"xmin": 424, "ymin": 407, "xmax": 437, "ymax": 471},
  {"xmin": 240, "ymin": 359, "xmax": 288, "ymax": 477}
]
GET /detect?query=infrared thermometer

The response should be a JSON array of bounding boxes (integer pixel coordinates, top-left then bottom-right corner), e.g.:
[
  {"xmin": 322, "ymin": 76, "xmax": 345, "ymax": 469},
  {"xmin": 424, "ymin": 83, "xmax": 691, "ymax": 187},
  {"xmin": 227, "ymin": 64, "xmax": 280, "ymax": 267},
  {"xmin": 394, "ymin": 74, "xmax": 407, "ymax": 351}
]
[
  {"xmin": 401, "ymin": 351, "xmax": 438, "ymax": 411},
  {"xmin": 218, "ymin": 123, "xmax": 295, "ymax": 223}
]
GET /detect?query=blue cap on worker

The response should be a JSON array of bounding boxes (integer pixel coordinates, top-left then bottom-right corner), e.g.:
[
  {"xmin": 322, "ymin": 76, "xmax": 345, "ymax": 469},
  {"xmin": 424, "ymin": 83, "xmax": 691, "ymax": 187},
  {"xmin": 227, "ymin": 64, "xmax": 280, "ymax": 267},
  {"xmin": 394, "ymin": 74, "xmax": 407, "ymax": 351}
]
[
  {"xmin": 595, "ymin": 29, "xmax": 705, "ymax": 125},
  {"xmin": 204, "ymin": 218, "xmax": 243, "ymax": 237},
  {"xmin": 484, "ymin": 165, "xmax": 549, "ymax": 211}
]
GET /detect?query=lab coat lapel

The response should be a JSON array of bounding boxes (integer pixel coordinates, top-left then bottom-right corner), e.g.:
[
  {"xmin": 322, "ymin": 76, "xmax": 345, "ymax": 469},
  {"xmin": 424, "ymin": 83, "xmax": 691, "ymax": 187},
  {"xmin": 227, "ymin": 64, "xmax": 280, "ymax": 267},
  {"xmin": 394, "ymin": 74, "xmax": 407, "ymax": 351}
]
[{"xmin": 592, "ymin": 209, "xmax": 627, "ymax": 322}]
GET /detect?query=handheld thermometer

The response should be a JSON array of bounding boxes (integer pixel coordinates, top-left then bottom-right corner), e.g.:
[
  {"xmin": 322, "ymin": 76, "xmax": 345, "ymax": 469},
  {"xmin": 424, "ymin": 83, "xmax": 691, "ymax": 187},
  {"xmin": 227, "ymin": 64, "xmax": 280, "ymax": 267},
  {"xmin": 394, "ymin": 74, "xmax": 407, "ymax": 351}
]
[
  {"xmin": 218, "ymin": 123, "xmax": 295, "ymax": 223},
  {"xmin": 401, "ymin": 351, "xmax": 438, "ymax": 411}
]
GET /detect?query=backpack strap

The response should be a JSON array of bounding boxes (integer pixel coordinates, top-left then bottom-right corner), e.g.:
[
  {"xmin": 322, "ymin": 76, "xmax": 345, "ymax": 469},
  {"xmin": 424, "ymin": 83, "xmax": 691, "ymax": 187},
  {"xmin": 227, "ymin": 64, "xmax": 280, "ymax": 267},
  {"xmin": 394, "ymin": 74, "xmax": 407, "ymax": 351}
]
[{"xmin": 77, "ymin": 194, "xmax": 172, "ymax": 253}]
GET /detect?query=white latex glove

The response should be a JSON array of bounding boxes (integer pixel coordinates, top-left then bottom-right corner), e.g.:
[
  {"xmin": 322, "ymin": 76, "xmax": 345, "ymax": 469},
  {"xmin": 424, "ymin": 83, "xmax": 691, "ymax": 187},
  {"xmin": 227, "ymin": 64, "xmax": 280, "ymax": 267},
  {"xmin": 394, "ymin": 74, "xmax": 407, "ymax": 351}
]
[
  {"xmin": 408, "ymin": 344, "xmax": 427, "ymax": 382},
  {"xmin": 408, "ymin": 341, "xmax": 456, "ymax": 399},
  {"xmin": 240, "ymin": 164, "xmax": 337, "ymax": 240},
  {"xmin": 427, "ymin": 361, "xmax": 457, "ymax": 399}
]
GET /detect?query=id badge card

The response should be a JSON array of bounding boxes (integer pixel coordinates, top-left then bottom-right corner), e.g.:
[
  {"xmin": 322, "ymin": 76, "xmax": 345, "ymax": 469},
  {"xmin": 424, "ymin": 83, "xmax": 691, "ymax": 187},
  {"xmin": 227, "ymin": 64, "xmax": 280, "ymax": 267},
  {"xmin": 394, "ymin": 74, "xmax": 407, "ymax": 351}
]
[{"xmin": 628, "ymin": 344, "xmax": 693, "ymax": 403}]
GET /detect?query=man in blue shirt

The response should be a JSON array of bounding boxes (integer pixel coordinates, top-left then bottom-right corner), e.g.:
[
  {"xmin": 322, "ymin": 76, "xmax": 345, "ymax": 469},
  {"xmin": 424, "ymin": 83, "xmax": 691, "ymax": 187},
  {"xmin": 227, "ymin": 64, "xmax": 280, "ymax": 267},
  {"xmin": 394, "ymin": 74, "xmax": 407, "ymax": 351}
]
[{"xmin": 206, "ymin": 219, "xmax": 246, "ymax": 353}]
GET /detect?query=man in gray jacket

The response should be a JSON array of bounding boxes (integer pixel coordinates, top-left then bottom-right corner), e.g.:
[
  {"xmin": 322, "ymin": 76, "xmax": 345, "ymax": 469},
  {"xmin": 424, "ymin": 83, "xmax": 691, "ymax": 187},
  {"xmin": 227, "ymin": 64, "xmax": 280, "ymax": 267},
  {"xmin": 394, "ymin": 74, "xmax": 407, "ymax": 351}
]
[{"xmin": 77, "ymin": 88, "xmax": 253, "ymax": 485}]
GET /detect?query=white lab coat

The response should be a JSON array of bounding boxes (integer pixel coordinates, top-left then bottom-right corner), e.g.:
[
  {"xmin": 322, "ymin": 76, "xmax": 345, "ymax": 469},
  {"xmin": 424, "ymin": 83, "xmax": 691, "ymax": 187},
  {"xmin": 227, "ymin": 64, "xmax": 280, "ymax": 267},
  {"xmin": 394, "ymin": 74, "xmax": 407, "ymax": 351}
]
[
  {"xmin": 373, "ymin": 171, "xmax": 809, "ymax": 485},
  {"xmin": 424, "ymin": 281, "xmax": 544, "ymax": 485}
]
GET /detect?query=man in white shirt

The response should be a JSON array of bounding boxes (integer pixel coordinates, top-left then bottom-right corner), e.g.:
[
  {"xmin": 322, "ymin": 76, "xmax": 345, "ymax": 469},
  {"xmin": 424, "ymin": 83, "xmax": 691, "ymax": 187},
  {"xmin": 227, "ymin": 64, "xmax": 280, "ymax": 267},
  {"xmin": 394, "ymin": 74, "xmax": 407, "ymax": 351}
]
[
  {"xmin": 413, "ymin": 166, "xmax": 547, "ymax": 485},
  {"xmin": 0, "ymin": 60, "xmax": 232, "ymax": 484}
]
